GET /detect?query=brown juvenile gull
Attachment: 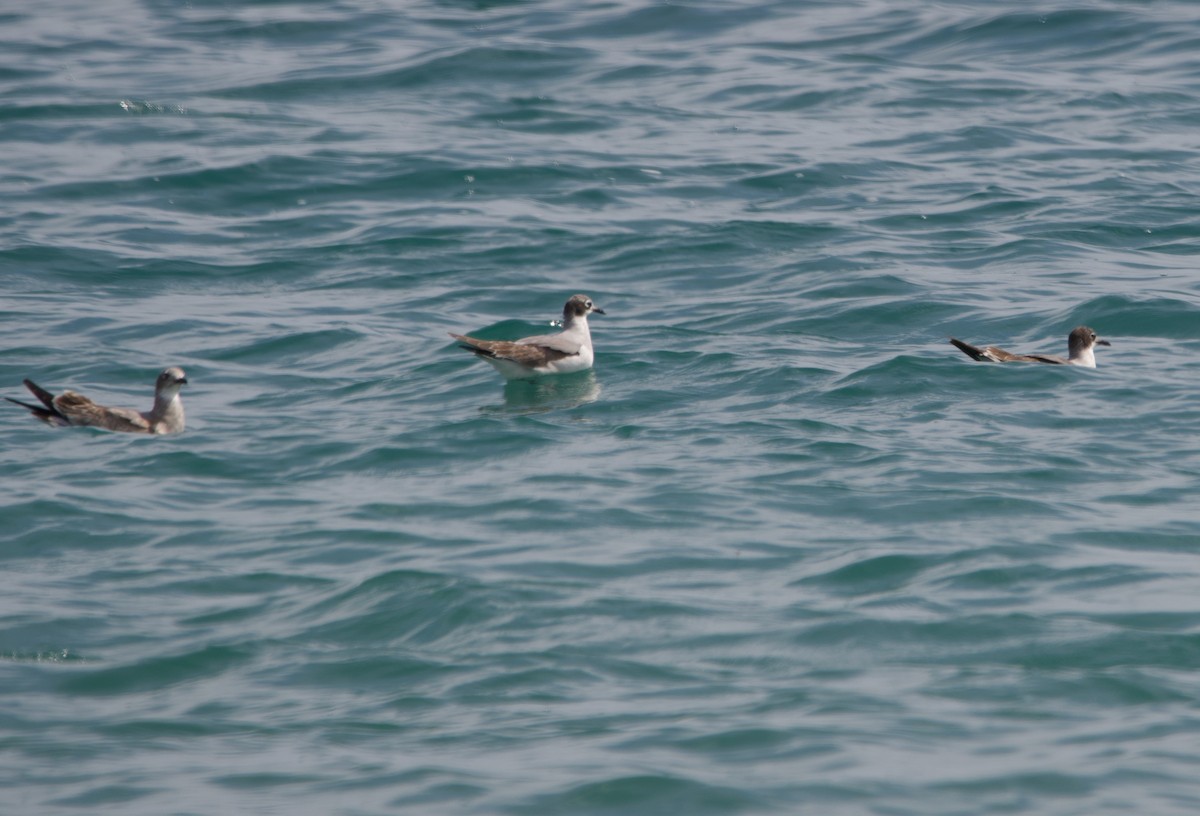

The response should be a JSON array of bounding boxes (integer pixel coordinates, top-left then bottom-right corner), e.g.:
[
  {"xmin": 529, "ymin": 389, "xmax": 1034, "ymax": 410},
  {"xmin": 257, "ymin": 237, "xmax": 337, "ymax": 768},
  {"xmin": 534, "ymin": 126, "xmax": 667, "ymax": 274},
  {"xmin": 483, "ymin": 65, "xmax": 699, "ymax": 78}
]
[
  {"xmin": 450, "ymin": 294, "xmax": 605, "ymax": 380},
  {"xmin": 950, "ymin": 326, "xmax": 1110, "ymax": 368},
  {"xmin": 6, "ymin": 367, "xmax": 188, "ymax": 434}
]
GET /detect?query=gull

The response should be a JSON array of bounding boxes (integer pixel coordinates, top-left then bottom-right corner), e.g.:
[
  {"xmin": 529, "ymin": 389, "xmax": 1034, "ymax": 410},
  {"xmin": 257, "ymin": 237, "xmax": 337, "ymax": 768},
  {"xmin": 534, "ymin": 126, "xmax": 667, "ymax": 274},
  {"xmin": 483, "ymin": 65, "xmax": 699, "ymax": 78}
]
[
  {"xmin": 950, "ymin": 326, "xmax": 1110, "ymax": 368},
  {"xmin": 6, "ymin": 367, "xmax": 188, "ymax": 433},
  {"xmin": 450, "ymin": 294, "xmax": 605, "ymax": 380}
]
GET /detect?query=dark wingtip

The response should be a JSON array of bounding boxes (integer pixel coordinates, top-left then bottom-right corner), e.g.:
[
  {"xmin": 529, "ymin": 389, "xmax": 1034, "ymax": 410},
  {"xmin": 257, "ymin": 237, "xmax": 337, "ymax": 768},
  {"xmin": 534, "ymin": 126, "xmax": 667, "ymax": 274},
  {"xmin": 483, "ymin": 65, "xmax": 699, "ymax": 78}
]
[
  {"xmin": 6, "ymin": 396, "xmax": 63, "ymax": 424},
  {"xmin": 949, "ymin": 338, "xmax": 987, "ymax": 362},
  {"xmin": 22, "ymin": 379, "xmax": 57, "ymax": 410}
]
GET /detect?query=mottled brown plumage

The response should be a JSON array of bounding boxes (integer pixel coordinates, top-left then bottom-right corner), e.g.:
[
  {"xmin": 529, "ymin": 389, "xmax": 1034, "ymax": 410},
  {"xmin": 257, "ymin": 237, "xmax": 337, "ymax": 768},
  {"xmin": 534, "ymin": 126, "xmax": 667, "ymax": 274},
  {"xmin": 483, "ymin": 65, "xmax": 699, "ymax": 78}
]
[
  {"xmin": 950, "ymin": 326, "xmax": 1110, "ymax": 368},
  {"xmin": 450, "ymin": 294, "xmax": 605, "ymax": 380},
  {"xmin": 6, "ymin": 367, "xmax": 189, "ymax": 434},
  {"xmin": 449, "ymin": 335, "xmax": 576, "ymax": 368}
]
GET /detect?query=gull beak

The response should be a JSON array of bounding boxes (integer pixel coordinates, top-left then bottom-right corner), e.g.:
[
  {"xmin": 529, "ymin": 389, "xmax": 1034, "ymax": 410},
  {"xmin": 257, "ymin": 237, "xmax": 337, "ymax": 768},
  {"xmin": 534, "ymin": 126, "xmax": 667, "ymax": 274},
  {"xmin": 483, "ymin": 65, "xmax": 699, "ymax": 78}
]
[
  {"xmin": 178, "ymin": 376, "xmax": 189, "ymax": 385},
  {"xmin": 1096, "ymin": 339, "xmax": 1111, "ymax": 347},
  {"xmin": 591, "ymin": 307, "xmax": 606, "ymax": 315}
]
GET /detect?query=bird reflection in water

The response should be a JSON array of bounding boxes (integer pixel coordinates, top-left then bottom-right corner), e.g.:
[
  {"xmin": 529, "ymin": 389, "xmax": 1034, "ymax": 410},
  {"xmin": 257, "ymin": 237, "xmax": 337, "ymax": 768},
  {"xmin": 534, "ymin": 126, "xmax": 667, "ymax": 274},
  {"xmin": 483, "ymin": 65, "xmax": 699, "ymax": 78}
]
[{"xmin": 486, "ymin": 369, "xmax": 601, "ymax": 415}]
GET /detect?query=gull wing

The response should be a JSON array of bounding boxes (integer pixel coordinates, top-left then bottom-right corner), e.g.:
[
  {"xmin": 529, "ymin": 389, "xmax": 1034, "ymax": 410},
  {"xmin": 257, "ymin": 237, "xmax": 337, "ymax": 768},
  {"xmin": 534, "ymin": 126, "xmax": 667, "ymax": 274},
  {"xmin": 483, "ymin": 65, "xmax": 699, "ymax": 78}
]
[
  {"xmin": 950, "ymin": 339, "xmax": 1066, "ymax": 365},
  {"xmin": 1017, "ymin": 353, "xmax": 1067, "ymax": 365},
  {"xmin": 980, "ymin": 347, "xmax": 1067, "ymax": 364},
  {"xmin": 513, "ymin": 330, "xmax": 583, "ymax": 356},
  {"xmin": 53, "ymin": 391, "xmax": 153, "ymax": 432},
  {"xmin": 450, "ymin": 333, "xmax": 577, "ymax": 367}
]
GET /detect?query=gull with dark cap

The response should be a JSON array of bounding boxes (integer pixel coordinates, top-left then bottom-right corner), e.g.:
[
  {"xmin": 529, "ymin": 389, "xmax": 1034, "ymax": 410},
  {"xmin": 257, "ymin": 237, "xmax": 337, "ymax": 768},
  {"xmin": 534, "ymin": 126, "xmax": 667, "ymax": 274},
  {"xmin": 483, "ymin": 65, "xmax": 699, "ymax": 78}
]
[
  {"xmin": 450, "ymin": 294, "xmax": 605, "ymax": 380},
  {"xmin": 950, "ymin": 326, "xmax": 1111, "ymax": 368},
  {"xmin": 6, "ymin": 367, "xmax": 189, "ymax": 433}
]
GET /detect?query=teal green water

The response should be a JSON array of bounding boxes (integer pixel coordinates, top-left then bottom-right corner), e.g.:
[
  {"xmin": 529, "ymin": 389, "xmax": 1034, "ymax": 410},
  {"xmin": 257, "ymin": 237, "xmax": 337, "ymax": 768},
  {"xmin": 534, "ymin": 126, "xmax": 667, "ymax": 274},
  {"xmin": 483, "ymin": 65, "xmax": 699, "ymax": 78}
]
[{"xmin": 3, "ymin": 2, "xmax": 1200, "ymax": 814}]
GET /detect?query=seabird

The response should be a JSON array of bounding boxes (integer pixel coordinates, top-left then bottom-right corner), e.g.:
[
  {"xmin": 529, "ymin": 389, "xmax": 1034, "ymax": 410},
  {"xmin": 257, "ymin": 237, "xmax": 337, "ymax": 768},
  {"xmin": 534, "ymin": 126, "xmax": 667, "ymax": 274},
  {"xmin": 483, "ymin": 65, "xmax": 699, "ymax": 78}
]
[
  {"xmin": 6, "ymin": 367, "xmax": 189, "ymax": 433},
  {"xmin": 450, "ymin": 294, "xmax": 605, "ymax": 380},
  {"xmin": 950, "ymin": 326, "xmax": 1110, "ymax": 368}
]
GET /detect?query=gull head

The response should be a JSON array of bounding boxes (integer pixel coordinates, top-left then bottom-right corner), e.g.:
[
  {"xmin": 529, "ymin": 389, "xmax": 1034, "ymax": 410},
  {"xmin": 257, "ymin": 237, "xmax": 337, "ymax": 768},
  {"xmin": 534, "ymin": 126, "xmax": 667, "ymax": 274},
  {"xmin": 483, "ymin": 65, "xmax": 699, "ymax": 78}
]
[
  {"xmin": 156, "ymin": 366, "xmax": 189, "ymax": 396},
  {"xmin": 564, "ymin": 294, "xmax": 605, "ymax": 319},
  {"xmin": 1067, "ymin": 326, "xmax": 1110, "ymax": 368},
  {"xmin": 1068, "ymin": 326, "xmax": 1110, "ymax": 355}
]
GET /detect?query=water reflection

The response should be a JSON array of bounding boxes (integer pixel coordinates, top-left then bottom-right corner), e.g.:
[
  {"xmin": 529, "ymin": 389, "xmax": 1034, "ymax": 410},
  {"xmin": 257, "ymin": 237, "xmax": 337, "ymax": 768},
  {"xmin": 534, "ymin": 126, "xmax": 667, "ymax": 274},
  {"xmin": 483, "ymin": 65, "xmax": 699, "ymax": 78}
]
[{"xmin": 486, "ymin": 370, "xmax": 601, "ymax": 414}]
